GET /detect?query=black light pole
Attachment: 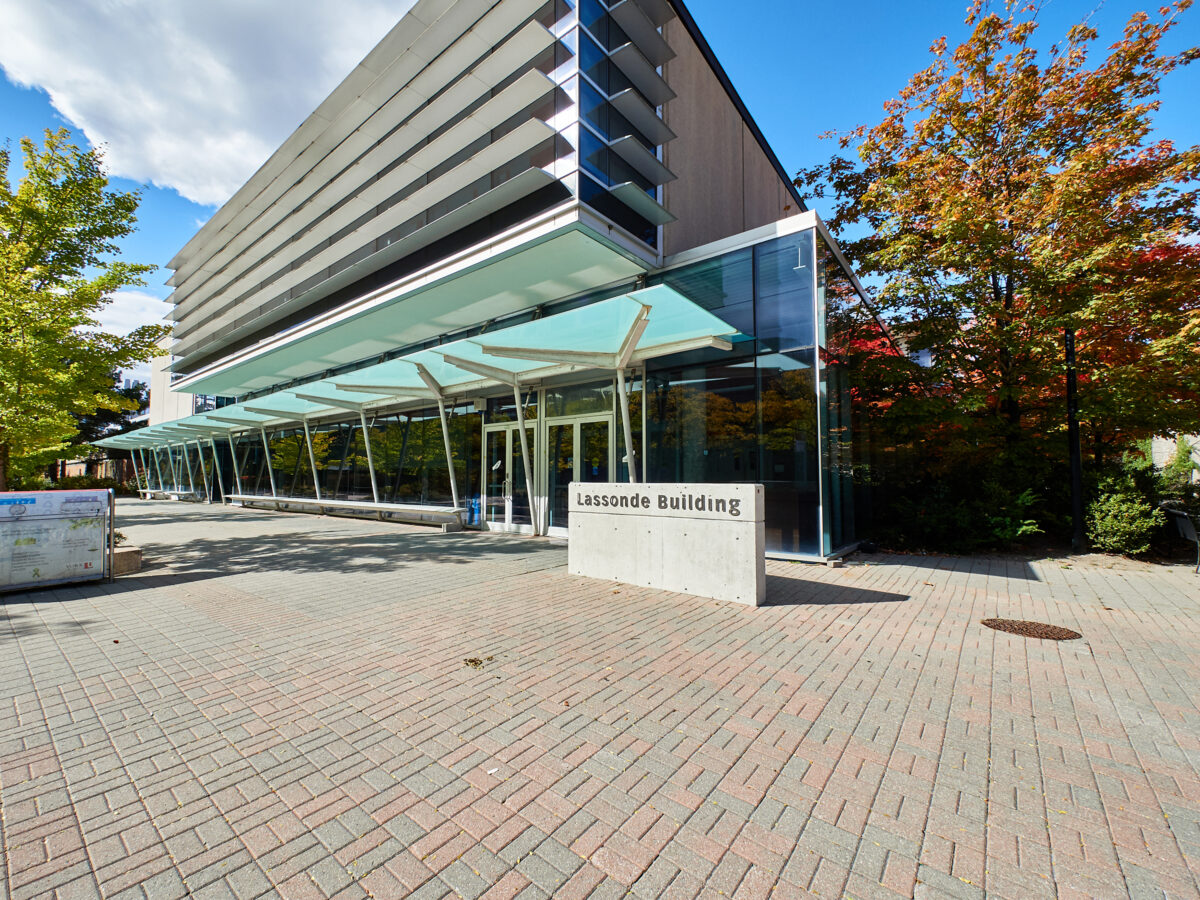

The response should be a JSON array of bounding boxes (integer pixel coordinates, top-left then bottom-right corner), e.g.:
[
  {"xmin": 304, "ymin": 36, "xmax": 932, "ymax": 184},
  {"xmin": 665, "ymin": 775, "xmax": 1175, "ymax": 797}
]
[{"xmin": 1065, "ymin": 328, "xmax": 1086, "ymax": 553}]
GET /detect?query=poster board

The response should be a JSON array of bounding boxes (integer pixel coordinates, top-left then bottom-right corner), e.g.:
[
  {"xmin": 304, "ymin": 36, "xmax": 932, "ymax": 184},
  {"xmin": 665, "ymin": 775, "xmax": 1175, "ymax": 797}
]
[{"xmin": 1, "ymin": 490, "xmax": 113, "ymax": 593}]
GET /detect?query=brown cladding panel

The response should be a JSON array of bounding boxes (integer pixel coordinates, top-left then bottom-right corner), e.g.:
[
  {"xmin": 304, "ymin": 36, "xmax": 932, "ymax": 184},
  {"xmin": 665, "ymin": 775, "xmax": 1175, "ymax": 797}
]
[
  {"xmin": 660, "ymin": 18, "xmax": 798, "ymax": 256},
  {"xmin": 741, "ymin": 123, "xmax": 800, "ymax": 233}
]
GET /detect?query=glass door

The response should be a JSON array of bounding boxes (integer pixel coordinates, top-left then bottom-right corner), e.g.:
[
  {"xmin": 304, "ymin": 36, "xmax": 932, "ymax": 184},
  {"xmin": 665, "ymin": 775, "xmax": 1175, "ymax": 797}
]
[
  {"xmin": 482, "ymin": 423, "xmax": 534, "ymax": 531},
  {"xmin": 545, "ymin": 415, "xmax": 612, "ymax": 532}
]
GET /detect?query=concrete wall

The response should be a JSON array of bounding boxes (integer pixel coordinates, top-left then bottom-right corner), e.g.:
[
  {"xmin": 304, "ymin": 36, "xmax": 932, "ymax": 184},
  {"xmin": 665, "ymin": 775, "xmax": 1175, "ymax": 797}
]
[
  {"xmin": 660, "ymin": 19, "xmax": 801, "ymax": 256},
  {"xmin": 148, "ymin": 338, "xmax": 195, "ymax": 426},
  {"xmin": 1152, "ymin": 435, "xmax": 1200, "ymax": 479},
  {"xmin": 568, "ymin": 482, "xmax": 766, "ymax": 606}
]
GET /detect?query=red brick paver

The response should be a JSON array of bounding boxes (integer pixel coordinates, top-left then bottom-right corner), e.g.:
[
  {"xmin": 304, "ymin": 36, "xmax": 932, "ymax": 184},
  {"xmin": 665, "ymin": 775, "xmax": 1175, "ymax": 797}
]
[{"xmin": 1, "ymin": 500, "xmax": 1198, "ymax": 899}]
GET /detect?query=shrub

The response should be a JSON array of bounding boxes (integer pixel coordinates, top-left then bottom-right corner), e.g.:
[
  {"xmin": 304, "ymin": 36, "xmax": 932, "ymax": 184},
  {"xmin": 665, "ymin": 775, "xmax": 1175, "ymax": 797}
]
[
  {"xmin": 53, "ymin": 475, "xmax": 138, "ymax": 496},
  {"xmin": 1086, "ymin": 481, "xmax": 1165, "ymax": 555}
]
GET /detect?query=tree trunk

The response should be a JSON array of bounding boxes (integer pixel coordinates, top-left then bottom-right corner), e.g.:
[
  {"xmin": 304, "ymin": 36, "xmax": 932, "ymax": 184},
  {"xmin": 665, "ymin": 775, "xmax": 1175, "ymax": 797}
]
[{"xmin": 0, "ymin": 442, "xmax": 8, "ymax": 492}]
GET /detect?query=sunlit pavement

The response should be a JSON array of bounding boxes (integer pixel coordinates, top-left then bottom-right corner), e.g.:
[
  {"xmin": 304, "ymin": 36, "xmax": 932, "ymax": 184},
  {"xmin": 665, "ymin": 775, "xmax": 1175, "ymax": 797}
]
[{"xmin": 2, "ymin": 499, "xmax": 1198, "ymax": 899}]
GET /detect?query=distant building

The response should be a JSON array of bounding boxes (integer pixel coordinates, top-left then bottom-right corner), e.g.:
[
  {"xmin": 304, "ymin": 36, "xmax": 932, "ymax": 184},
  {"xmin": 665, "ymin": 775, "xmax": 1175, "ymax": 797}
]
[{"xmin": 100, "ymin": 0, "xmax": 882, "ymax": 559}]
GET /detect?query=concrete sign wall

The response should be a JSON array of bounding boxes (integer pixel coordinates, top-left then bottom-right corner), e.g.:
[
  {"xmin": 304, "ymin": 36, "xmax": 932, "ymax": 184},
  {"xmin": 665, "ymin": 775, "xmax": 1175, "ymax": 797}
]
[
  {"xmin": 568, "ymin": 483, "xmax": 765, "ymax": 606},
  {"xmin": 1, "ymin": 490, "xmax": 111, "ymax": 592}
]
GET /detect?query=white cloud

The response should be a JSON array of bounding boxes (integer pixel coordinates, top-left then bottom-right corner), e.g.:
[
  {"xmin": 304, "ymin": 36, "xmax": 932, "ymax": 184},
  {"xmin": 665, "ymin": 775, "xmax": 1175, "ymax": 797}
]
[
  {"xmin": 95, "ymin": 290, "xmax": 173, "ymax": 387},
  {"xmin": 0, "ymin": 1, "xmax": 416, "ymax": 206},
  {"xmin": 96, "ymin": 289, "xmax": 172, "ymax": 338}
]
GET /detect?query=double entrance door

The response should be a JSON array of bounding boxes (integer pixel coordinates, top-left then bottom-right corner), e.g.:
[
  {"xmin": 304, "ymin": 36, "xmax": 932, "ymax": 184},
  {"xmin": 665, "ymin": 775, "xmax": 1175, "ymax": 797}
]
[{"xmin": 483, "ymin": 413, "xmax": 613, "ymax": 534}]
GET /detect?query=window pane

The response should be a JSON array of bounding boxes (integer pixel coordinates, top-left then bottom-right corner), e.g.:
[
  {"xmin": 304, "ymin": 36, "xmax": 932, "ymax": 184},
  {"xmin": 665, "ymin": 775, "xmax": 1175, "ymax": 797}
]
[
  {"xmin": 645, "ymin": 360, "xmax": 758, "ymax": 485},
  {"xmin": 758, "ymin": 352, "xmax": 820, "ymax": 555},
  {"xmin": 755, "ymin": 230, "xmax": 815, "ymax": 354}
]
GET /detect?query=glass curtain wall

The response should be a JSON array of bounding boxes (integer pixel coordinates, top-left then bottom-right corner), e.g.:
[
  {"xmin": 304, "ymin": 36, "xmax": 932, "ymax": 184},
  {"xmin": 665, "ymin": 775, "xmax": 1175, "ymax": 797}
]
[
  {"xmin": 570, "ymin": 0, "xmax": 662, "ymax": 247},
  {"xmin": 224, "ymin": 406, "xmax": 483, "ymax": 515},
  {"xmin": 647, "ymin": 228, "xmax": 833, "ymax": 556},
  {"xmin": 819, "ymin": 235, "xmax": 889, "ymax": 553},
  {"xmin": 232, "ymin": 431, "xmax": 271, "ymax": 496}
]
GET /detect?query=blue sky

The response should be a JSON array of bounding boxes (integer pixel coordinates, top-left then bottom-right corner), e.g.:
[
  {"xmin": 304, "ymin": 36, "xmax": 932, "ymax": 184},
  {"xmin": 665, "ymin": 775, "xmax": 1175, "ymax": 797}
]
[{"xmin": 1, "ymin": 0, "xmax": 1197, "ymax": 341}]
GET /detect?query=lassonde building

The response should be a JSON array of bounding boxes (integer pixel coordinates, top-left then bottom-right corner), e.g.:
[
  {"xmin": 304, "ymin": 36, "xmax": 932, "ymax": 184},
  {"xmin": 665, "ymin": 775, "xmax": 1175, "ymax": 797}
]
[{"xmin": 99, "ymin": 0, "xmax": 879, "ymax": 560}]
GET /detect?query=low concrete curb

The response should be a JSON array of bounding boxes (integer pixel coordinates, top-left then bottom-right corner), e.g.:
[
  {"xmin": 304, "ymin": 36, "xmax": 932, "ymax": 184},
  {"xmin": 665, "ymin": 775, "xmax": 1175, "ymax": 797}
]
[{"xmin": 112, "ymin": 545, "xmax": 142, "ymax": 576}]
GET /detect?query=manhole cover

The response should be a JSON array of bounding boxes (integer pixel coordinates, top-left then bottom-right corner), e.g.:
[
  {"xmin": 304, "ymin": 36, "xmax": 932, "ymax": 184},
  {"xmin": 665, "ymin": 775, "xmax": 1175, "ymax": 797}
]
[{"xmin": 981, "ymin": 618, "xmax": 1081, "ymax": 641}]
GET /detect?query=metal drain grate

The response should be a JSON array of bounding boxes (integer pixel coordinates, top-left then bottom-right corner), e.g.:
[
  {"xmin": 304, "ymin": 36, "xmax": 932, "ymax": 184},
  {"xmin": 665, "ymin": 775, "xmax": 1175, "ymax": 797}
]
[{"xmin": 982, "ymin": 618, "xmax": 1081, "ymax": 641}]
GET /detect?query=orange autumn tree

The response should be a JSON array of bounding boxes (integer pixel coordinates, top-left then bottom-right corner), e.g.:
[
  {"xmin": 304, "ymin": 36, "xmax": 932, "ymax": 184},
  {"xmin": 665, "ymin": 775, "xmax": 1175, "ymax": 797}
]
[{"xmin": 799, "ymin": 0, "xmax": 1200, "ymax": 547}]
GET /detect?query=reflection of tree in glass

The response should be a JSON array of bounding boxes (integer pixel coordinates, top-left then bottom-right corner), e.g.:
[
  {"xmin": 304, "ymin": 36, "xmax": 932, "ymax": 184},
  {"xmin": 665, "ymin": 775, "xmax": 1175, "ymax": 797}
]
[{"xmin": 761, "ymin": 370, "xmax": 818, "ymax": 451}]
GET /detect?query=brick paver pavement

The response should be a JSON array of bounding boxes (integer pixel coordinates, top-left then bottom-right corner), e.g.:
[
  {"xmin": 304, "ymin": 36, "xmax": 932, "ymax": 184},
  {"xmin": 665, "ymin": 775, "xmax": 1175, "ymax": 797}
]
[{"xmin": 2, "ymin": 500, "xmax": 1198, "ymax": 899}]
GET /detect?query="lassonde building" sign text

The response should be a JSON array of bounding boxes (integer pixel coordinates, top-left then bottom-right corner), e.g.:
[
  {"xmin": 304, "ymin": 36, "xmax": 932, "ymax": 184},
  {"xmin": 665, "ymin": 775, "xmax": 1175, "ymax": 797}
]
[{"xmin": 568, "ymin": 482, "xmax": 765, "ymax": 605}]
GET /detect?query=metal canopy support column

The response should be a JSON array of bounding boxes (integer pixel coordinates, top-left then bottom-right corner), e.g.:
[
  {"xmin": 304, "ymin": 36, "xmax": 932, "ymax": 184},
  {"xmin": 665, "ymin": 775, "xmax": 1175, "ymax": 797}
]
[
  {"xmin": 151, "ymin": 447, "xmax": 165, "ymax": 492},
  {"xmin": 260, "ymin": 428, "xmax": 278, "ymax": 498},
  {"xmin": 358, "ymin": 411, "xmax": 380, "ymax": 503},
  {"xmin": 471, "ymin": 304, "xmax": 653, "ymax": 489},
  {"xmin": 614, "ymin": 369, "xmax": 639, "ymax": 484},
  {"xmin": 209, "ymin": 438, "xmax": 226, "ymax": 503},
  {"xmin": 438, "ymin": 352, "xmax": 540, "ymax": 535},
  {"xmin": 129, "ymin": 448, "xmax": 144, "ymax": 495},
  {"xmin": 182, "ymin": 442, "xmax": 197, "ymax": 497},
  {"xmin": 228, "ymin": 435, "xmax": 243, "ymax": 496},
  {"xmin": 165, "ymin": 444, "xmax": 178, "ymax": 492},
  {"xmin": 196, "ymin": 441, "xmax": 212, "ymax": 503},
  {"xmin": 415, "ymin": 364, "xmax": 460, "ymax": 513},
  {"xmin": 302, "ymin": 419, "xmax": 322, "ymax": 501},
  {"xmin": 512, "ymin": 385, "xmax": 537, "ymax": 533}
]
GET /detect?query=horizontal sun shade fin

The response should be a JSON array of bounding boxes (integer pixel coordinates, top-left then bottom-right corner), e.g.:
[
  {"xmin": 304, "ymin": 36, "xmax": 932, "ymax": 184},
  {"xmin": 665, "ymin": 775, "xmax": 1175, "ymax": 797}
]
[
  {"xmin": 608, "ymin": 136, "xmax": 676, "ymax": 186},
  {"xmin": 171, "ymin": 119, "xmax": 557, "ymax": 353},
  {"xmin": 169, "ymin": 167, "xmax": 559, "ymax": 366},
  {"xmin": 609, "ymin": 43, "xmax": 676, "ymax": 108},
  {"xmin": 171, "ymin": 70, "xmax": 558, "ymax": 338},
  {"xmin": 607, "ymin": 181, "xmax": 676, "ymax": 225},
  {"xmin": 167, "ymin": 0, "xmax": 543, "ymax": 275},
  {"xmin": 608, "ymin": 89, "xmax": 675, "ymax": 146},
  {"xmin": 169, "ymin": 15, "xmax": 556, "ymax": 311},
  {"xmin": 607, "ymin": 0, "xmax": 674, "ymax": 67}
]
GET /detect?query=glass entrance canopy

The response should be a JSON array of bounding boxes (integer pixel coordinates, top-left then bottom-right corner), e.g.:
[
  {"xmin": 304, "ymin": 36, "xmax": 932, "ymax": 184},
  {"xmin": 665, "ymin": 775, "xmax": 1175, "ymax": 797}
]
[
  {"xmin": 98, "ymin": 284, "xmax": 739, "ymax": 532},
  {"xmin": 99, "ymin": 284, "xmax": 736, "ymax": 453}
]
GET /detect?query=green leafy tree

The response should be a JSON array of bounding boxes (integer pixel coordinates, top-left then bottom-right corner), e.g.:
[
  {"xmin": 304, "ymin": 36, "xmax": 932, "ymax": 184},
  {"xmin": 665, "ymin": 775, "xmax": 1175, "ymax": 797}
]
[
  {"xmin": 74, "ymin": 377, "xmax": 149, "ymax": 445},
  {"xmin": 0, "ymin": 128, "xmax": 169, "ymax": 490},
  {"xmin": 799, "ymin": 0, "xmax": 1200, "ymax": 548}
]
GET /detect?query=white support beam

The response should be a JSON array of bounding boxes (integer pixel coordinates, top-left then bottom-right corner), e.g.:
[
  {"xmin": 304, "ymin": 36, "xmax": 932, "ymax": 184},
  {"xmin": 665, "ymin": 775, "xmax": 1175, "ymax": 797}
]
[
  {"xmin": 436, "ymin": 352, "xmax": 520, "ymax": 387},
  {"xmin": 228, "ymin": 435, "xmax": 243, "ymax": 495},
  {"xmin": 436, "ymin": 398, "xmax": 460, "ymax": 512},
  {"xmin": 164, "ymin": 445, "xmax": 177, "ymax": 492},
  {"xmin": 209, "ymin": 438, "xmax": 226, "ymax": 503},
  {"xmin": 260, "ymin": 427, "xmax": 278, "ymax": 498},
  {"xmin": 129, "ymin": 448, "xmax": 144, "ymax": 495},
  {"xmin": 209, "ymin": 414, "xmax": 273, "ymax": 429},
  {"xmin": 302, "ymin": 419, "xmax": 322, "ymax": 501},
  {"xmin": 629, "ymin": 336, "xmax": 732, "ymax": 363},
  {"xmin": 358, "ymin": 411, "xmax": 380, "ymax": 503},
  {"xmin": 332, "ymin": 382, "xmax": 432, "ymax": 398},
  {"xmin": 182, "ymin": 442, "xmax": 197, "ymax": 497},
  {"xmin": 196, "ymin": 441, "xmax": 212, "ymax": 503},
  {"xmin": 415, "ymin": 364, "xmax": 446, "ymax": 400},
  {"xmin": 151, "ymin": 447, "xmax": 165, "ymax": 492},
  {"xmin": 243, "ymin": 405, "xmax": 306, "ymax": 419},
  {"xmin": 615, "ymin": 369, "xmax": 639, "ymax": 484},
  {"xmin": 473, "ymin": 345, "xmax": 612, "ymax": 368},
  {"xmin": 511, "ymin": 384, "xmax": 539, "ymax": 536},
  {"xmin": 292, "ymin": 393, "xmax": 367, "ymax": 412},
  {"xmin": 616, "ymin": 305, "xmax": 652, "ymax": 369}
]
